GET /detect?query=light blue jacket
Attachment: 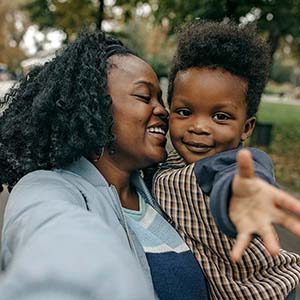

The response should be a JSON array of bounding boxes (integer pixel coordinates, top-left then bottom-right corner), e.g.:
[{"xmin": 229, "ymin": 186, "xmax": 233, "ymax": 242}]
[{"xmin": 0, "ymin": 157, "xmax": 163, "ymax": 300}]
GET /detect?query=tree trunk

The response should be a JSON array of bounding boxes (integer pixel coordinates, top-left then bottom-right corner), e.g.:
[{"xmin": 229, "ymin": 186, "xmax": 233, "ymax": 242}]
[
  {"xmin": 267, "ymin": 31, "xmax": 280, "ymax": 61},
  {"xmin": 226, "ymin": 0, "xmax": 239, "ymax": 21},
  {"xmin": 97, "ymin": 0, "xmax": 104, "ymax": 30}
]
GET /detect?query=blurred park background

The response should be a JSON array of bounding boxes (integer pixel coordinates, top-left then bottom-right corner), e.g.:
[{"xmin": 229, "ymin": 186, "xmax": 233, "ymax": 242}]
[{"xmin": 0, "ymin": 0, "xmax": 300, "ymax": 297}]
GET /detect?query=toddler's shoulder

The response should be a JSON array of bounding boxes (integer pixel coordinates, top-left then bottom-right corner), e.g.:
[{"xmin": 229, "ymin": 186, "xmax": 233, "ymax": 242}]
[{"xmin": 153, "ymin": 150, "xmax": 199, "ymax": 194}]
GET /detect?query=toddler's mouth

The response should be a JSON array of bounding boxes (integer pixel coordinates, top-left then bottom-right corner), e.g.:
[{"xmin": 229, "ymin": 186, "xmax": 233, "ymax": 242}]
[{"xmin": 183, "ymin": 141, "xmax": 214, "ymax": 153}]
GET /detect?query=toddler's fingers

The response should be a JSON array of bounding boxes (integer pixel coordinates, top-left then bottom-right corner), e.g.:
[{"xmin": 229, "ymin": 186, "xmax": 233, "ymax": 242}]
[
  {"xmin": 236, "ymin": 149, "xmax": 255, "ymax": 179},
  {"xmin": 230, "ymin": 233, "xmax": 252, "ymax": 263},
  {"xmin": 275, "ymin": 209, "xmax": 300, "ymax": 236},
  {"xmin": 281, "ymin": 217, "xmax": 300, "ymax": 237},
  {"xmin": 274, "ymin": 188, "xmax": 300, "ymax": 214},
  {"xmin": 259, "ymin": 225, "xmax": 280, "ymax": 256}
]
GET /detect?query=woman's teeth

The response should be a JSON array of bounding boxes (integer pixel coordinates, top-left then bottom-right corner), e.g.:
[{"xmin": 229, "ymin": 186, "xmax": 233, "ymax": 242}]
[{"xmin": 147, "ymin": 127, "xmax": 166, "ymax": 135}]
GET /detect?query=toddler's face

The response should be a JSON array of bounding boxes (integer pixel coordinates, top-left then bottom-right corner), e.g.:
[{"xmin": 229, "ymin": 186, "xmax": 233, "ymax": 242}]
[{"xmin": 169, "ymin": 67, "xmax": 255, "ymax": 164}]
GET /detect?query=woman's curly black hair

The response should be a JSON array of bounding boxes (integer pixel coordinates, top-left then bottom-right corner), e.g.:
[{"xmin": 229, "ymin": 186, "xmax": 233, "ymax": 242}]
[
  {"xmin": 168, "ymin": 20, "xmax": 271, "ymax": 118},
  {"xmin": 0, "ymin": 31, "xmax": 133, "ymax": 188}
]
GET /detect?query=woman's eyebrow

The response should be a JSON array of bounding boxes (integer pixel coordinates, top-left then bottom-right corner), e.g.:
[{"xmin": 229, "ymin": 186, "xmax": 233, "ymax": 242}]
[{"xmin": 134, "ymin": 80, "xmax": 154, "ymax": 88}]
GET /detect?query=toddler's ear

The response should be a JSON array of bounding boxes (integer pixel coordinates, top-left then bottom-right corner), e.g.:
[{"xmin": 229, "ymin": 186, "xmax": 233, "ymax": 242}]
[{"xmin": 241, "ymin": 117, "xmax": 256, "ymax": 141}]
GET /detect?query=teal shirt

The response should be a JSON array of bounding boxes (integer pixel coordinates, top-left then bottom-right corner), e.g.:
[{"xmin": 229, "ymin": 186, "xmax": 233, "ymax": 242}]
[{"xmin": 124, "ymin": 193, "xmax": 209, "ymax": 300}]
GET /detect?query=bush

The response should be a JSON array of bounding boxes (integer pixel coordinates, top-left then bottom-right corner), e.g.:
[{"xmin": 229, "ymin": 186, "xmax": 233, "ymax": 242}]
[
  {"xmin": 255, "ymin": 101, "xmax": 300, "ymax": 195},
  {"xmin": 270, "ymin": 59, "xmax": 294, "ymax": 84},
  {"xmin": 147, "ymin": 54, "xmax": 170, "ymax": 79}
]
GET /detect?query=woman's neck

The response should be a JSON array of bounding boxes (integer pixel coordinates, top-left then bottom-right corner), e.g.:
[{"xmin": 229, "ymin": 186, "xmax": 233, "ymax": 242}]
[{"xmin": 94, "ymin": 155, "xmax": 139, "ymax": 210}]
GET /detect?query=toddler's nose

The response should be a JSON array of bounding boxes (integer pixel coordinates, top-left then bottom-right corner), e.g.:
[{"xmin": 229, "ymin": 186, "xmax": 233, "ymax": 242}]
[{"xmin": 189, "ymin": 118, "xmax": 211, "ymax": 135}]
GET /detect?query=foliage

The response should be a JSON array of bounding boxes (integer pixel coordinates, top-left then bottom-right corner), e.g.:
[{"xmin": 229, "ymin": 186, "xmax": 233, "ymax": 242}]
[
  {"xmin": 23, "ymin": 0, "xmax": 300, "ymax": 63},
  {"xmin": 253, "ymin": 101, "xmax": 300, "ymax": 194},
  {"xmin": 23, "ymin": 1, "xmax": 175, "ymax": 77},
  {"xmin": 24, "ymin": 0, "xmax": 100, "ymax": 40},
  {"xmin": 0, "ymin": 0, "xmax": 27, "ymax": 72},
  {"xmin": 115, "ymin": 0, "xmax": 300, "ymax": 58},
  {"xmin": 116, "ymin": 0, "xmax": 247, "ymax": 31},
  {"xmin": 270, "ymin": 59, "xmax": 295, "ymax": 83},
  {"xmin": 117, "ymin": 18, "xmax": 175, "ymax": 78},
  {"xmin": 264, "ymin": 81, "xmax": 293, "ymax": 95}
]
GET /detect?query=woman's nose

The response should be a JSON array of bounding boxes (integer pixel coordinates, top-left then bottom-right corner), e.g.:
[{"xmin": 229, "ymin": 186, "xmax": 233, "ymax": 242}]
[{"xmin": 153, "ymin": 103, "xmax": 169, "ymax": 120}]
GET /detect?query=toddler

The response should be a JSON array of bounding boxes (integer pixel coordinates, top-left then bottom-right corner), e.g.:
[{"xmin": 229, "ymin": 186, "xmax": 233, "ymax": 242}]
[{"xmin": 154, "ymin": 20, "xmax": 300, "ymax": 300}]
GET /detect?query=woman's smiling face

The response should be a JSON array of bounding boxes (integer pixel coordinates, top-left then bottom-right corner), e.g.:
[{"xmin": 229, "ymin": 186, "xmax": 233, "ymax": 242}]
[
  {"xmin": 106, "ymin": 54, "xmax": 168, "ymax": 171},
  {"xmin": 169, "ymin": 67, "xmax": 255, "ymax": 164}
]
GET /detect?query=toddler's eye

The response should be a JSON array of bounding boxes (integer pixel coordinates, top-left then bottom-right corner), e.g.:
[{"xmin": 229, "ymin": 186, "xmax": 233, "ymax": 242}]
[
  {"xmin": 213, "ymin": 113, "xmax": 231, "ymax": 121},
  {"xmin": 177, "ymin": 108, "xmax": 192, "ymax": 117}
]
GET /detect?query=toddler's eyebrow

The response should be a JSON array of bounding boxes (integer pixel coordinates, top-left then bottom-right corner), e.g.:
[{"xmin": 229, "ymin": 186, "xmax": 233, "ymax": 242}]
[{"xmin": 213, "ymin": 101, "xmax": 239, "ymax": 110}]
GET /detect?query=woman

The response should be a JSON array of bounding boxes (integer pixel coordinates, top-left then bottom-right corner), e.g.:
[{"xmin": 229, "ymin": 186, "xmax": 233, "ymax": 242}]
[
  {"xmin": 0, "ymin": 31, "xmax": 208, "ymax": 300},
  {"xmin": 0, "ymin": 31, "xmax": 299, "ymax": 300}
]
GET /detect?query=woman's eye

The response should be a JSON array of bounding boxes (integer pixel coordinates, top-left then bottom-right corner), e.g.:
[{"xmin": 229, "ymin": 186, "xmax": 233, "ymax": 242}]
[
  {"xmin": 177, "ymin": 109, "xmax": 191, "ymax": 117},
  {"xmin": 135, "ymin": 95, "xmax": 151, "ymax": 102},
  {"xmin": 213, "ymin": 113, "xmax": 231, "ymax": 121}
]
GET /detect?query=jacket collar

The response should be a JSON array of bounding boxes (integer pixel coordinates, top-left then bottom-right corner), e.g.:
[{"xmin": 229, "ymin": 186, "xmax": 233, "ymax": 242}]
[
  {"xmin": 65, "ymin": 157, "xmax": 144, "ymax": 190},
  {"xmin": 65, "ymin": 157, "xmax": 162, "ymax": 210},
  {"xmin": 65, "ymin": 156, "xmax": 109, "ymax": 187}
]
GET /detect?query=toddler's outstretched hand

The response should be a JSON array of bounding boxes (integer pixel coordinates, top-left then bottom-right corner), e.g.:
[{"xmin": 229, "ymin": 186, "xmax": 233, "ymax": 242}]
[{"xmin": 229, "ymin": 149, "xmax": 300, "ymax": 262}]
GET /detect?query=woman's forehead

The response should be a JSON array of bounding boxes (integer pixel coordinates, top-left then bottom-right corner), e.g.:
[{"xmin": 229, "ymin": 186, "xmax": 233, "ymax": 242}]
[
  {"xmin": 108, "ymin": 55, "xmax": 154, "ymax": 76},
  {"xmin": 107, "ymin": 54, "xmax": 159, "ymax": 87}
]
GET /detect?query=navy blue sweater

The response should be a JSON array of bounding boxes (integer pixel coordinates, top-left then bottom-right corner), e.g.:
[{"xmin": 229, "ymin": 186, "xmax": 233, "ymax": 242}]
[{"xmin": 194, "ymin": 145, "xmax": 275, "ymax": 238}]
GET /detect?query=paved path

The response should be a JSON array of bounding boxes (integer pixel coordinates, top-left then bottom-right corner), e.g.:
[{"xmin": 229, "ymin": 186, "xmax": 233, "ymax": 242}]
[{"xmin": 263, "ymin": 94, "xmax": 300, "ymax": 106}]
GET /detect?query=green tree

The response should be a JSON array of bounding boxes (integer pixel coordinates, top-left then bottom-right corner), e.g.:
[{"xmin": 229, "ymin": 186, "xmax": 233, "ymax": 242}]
[
  {"xmin": 119, "ymin": 17, "xmax": 175, "ymax": 78},
  {"xmin": 115, "ymin": 0, "xmax": 300, "ymax": 58},
  {"xmin": 0, "ymin": 0, "xmax": 27, "ymax": 73},
  {"xmin": 24, "ymin": 0, "xmax": 105, "ymax": 40}
]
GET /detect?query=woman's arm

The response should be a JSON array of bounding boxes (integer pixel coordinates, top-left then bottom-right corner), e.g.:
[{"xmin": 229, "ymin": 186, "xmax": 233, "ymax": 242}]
[{"xmin": 0, "ymin": 171, "xmax": 155, "ymax": 300}]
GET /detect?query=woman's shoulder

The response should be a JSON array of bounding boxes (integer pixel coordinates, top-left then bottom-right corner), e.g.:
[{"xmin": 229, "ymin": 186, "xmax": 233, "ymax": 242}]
[
  {"xmin": 6, "ymin": 169, "xmax": 86, "ymax": 220},
  {"xmin": 12, "ymin": 169, "xmax": 81, "ymax": 196}
]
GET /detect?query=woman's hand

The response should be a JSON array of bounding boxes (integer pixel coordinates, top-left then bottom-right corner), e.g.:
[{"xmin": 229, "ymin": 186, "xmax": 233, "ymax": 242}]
[{"xmin": 229, "ymin": 149, "xmax": 300, "ymax": 262}]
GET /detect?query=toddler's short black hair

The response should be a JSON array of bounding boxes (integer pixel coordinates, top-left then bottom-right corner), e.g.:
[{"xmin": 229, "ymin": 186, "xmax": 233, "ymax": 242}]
[{"xmin": 168, "ymin": 20, "xmax": 271, "ymax": 118}]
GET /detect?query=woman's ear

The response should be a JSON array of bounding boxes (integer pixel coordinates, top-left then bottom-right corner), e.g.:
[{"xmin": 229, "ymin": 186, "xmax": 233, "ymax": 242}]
[{"xmin": 241, "ymin": 117, "xmax": 256, "ymax": 141}]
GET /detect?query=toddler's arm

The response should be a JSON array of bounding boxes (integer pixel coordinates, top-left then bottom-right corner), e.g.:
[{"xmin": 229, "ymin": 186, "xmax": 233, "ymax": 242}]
[
  {"xmin": 230, "ymin": 150, "xmax": 300, "ymax": 261},
  {"xmin": 194, "ymin": 147, "xmax": 300, "ymax": 261}
]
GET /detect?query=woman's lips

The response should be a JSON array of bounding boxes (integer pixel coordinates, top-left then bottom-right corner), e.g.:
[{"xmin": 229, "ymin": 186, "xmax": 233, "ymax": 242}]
[{"xmin": 148, "ymin": 131, "xmax": 167, "ymax": 143}]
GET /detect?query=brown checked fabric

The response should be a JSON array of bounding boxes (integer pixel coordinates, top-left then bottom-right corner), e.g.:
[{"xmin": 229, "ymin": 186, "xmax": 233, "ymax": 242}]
[{"xmin": 153, "ymin": 150, "xmax": 300, "ymax": 300}]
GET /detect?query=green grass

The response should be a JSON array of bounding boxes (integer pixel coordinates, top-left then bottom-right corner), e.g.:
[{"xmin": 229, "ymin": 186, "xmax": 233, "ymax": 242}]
[
  {"xmin": 253, "ymin": 101, "xmax": 300, "ymax": 195},
  {"xmin": 258, "ymin": 101, "xmax": 300, "ymax": 125}
]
